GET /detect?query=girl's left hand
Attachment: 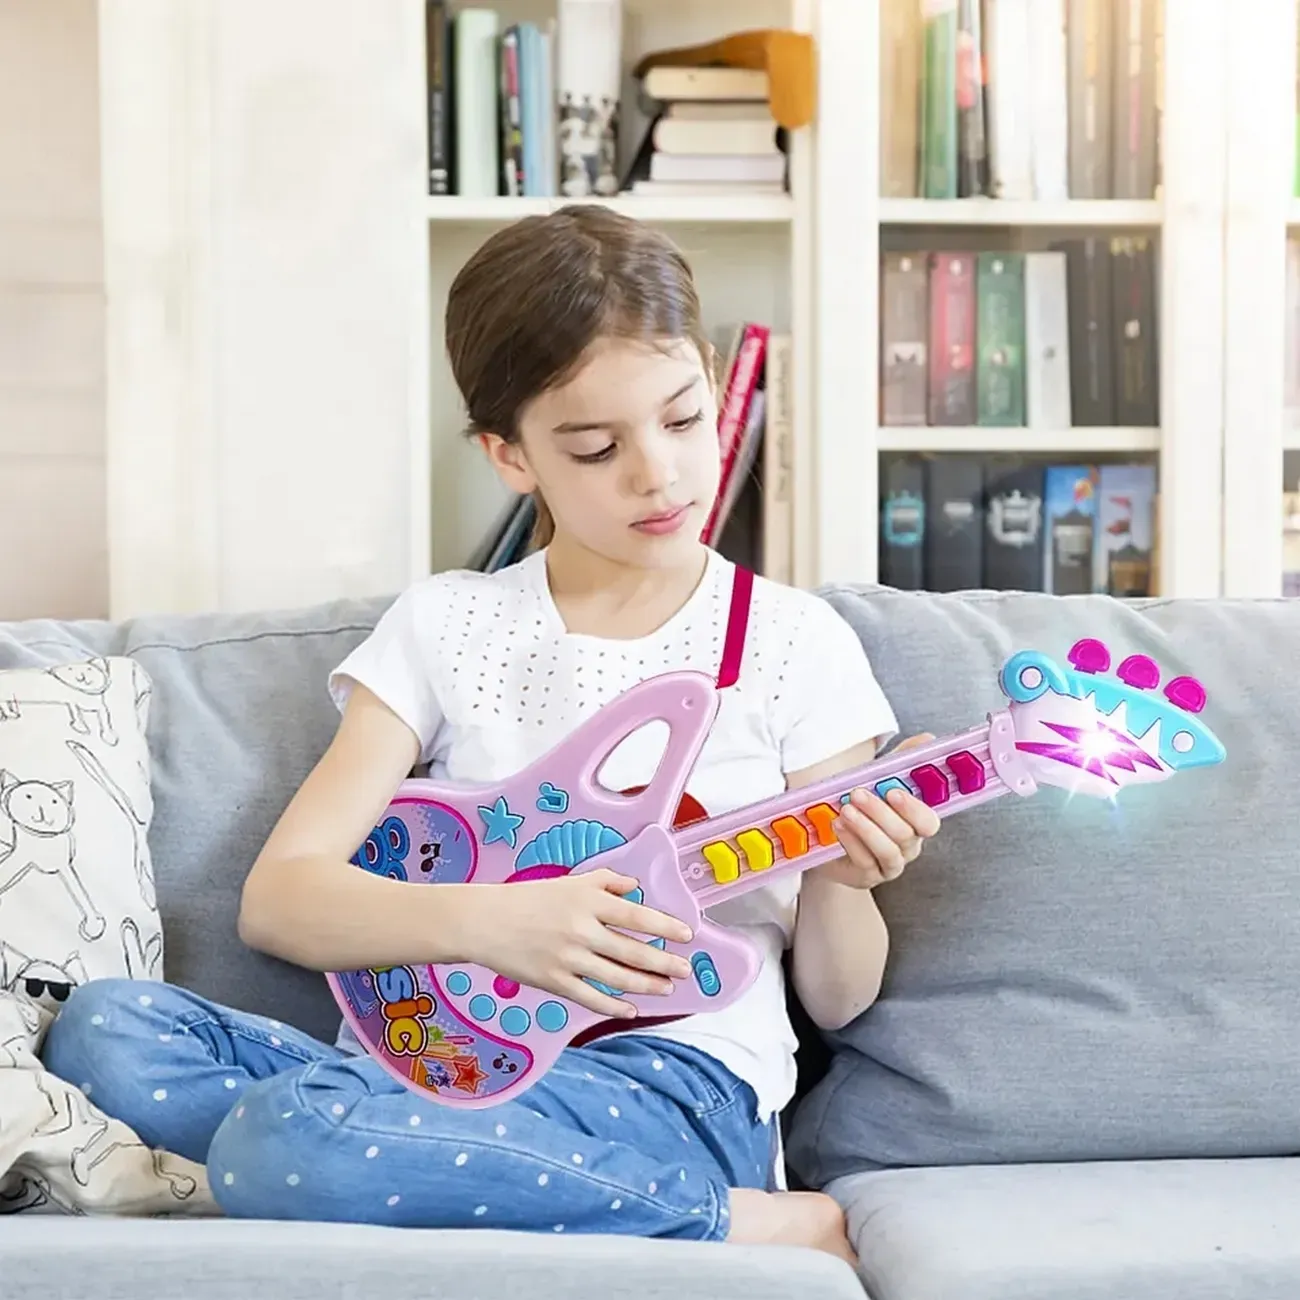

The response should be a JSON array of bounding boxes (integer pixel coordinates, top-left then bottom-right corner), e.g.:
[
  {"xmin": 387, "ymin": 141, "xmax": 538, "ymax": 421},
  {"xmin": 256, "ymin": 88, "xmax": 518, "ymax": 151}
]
[{"xmin": 816, "ymin": 734, "xmax": 943, "ymax": 890}]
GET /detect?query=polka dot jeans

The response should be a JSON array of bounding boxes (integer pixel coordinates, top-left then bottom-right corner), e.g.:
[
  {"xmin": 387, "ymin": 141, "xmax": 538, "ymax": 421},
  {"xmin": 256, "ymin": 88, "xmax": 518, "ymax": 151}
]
[{"xmin": 41, "ymin": 978, "xmax": 777, "ymax": 1239}]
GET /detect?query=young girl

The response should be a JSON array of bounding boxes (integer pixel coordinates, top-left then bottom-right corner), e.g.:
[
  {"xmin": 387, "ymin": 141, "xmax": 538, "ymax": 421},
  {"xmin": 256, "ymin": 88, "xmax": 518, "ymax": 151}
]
[{"xmin": 42, "ymin": 205, "xmax": 939, "ymax": 1261}]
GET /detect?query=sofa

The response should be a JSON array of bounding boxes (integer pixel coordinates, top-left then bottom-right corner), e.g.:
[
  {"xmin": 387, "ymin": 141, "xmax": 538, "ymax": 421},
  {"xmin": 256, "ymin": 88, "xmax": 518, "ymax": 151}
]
[{"xmin": 1, "ymin": 579, "xmax": 1298, "ymax": 1300}]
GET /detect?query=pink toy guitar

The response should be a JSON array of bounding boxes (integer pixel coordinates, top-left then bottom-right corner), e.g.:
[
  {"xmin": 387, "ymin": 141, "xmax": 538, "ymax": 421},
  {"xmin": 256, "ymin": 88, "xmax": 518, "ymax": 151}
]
[{"xmin": 326, "ymin": 638, "xmax": 1225, "ymax": 1108}]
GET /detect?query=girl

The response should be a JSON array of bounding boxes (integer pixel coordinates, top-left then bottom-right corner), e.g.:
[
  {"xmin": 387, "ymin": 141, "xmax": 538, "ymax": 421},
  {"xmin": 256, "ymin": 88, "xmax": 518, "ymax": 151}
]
[{"xmin": 42, "ymin": 205, "xmax": 939, "ymax": 1261}]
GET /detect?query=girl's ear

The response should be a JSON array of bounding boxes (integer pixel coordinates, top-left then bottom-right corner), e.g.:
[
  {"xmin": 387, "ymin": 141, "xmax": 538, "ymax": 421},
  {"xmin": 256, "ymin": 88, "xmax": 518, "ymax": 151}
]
[{"xmin": 478, "ymin": 431, "xmax": 537, "ymax": 494}]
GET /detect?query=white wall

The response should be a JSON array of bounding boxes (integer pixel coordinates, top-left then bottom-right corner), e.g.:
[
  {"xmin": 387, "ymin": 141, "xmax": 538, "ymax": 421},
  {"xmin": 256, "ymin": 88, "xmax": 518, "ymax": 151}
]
[
  {"xmin": 0, "ymin": 0, "xmax": 108, "ymax": 620},
  {"xmin": 99, "ymin": 0, "xmax": 429, "ymax": 619}
]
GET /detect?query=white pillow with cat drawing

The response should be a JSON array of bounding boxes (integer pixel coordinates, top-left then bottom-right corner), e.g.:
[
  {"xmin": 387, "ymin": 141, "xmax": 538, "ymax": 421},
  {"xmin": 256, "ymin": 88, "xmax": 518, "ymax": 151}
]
[
  {"xmin": 0, "ymin": 658, "xmax": 218, "ymax": 1217},
  {"xmin": 0, "ymin": 656, "xmax": 161, "ymax": 1003}
]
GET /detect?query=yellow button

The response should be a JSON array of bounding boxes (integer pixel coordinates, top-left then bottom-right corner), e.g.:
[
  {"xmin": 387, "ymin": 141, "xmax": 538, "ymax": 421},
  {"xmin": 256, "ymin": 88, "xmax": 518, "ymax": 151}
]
[
  {"xmin": 702, "ymin": 840, "xmax": 740, "ymax": 883},
  {"xmin": 736, "ymin": 829, "xmax": 775, "ymax": 871}
]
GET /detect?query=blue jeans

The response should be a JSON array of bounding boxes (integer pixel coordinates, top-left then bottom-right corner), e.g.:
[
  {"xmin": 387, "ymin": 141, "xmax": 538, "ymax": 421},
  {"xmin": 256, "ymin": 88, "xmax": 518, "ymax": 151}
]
[{"xmin": 41, "ymin": 979, "xmax": 776, "ymax": 1239}]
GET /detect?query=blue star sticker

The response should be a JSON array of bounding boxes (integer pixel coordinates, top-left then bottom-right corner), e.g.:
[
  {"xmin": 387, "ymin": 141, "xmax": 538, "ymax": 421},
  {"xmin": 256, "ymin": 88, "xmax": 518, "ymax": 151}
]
[{"xmin": 477, "ymin": 795, "xmax": 524, "ymax": 848}]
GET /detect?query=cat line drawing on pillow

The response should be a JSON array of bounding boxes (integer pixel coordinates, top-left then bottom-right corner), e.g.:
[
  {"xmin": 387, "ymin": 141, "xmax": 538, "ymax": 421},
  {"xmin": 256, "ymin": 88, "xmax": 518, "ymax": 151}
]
[
  {"xmin": 30, "ymin": 1071, "xmax": 199, "ymax": 1200},
  {"xmin": 67, "ymin": 740, "xmax": 154, "ymax": 911},
  {"xmin": 0, "ymin": 659, "xmax": 119, "ymax": 746},
  {"xmin": 0, "ymin": 772, "xmax": 105, "ymax": 942},
  {"xmin": 0, "ymin": 942, "xmax": 88, "ymax": 1017}
]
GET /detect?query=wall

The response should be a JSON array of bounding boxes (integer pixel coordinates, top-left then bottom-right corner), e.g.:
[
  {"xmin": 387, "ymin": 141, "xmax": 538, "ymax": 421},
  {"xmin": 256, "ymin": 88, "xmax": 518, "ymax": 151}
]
[
  {"xmin": 0, "ymin": 0, "xmax": 108, "ymax": 620},
  {"xmin": 98, "ymin": 0, "xmax": 429, "ymax": 619}
]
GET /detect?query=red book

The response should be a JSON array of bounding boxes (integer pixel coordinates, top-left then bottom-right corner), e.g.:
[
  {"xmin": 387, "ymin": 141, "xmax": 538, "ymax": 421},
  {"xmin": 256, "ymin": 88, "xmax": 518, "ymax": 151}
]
[
  {"xmin": 927, "ymin": 252, "xmax": 976, "ymax": 425},
  {"xmin": 703, "ymin": 323, "xmax": 769, "ymax": 544}
]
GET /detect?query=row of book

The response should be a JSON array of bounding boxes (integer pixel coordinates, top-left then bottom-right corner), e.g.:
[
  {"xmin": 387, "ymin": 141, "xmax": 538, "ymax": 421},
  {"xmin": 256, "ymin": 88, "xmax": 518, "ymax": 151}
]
[
  {"xmin": 425, "ymin": 4, "xmax": 785, "ymax": 203},
  {"xmin": 879, "ymin": 455, "xmax": 1158, "ymax": 595},
  {"xmin": 469, "ymin": 323, "xmax": 794, "ymax": 580},
  {"xmin": 882, "ymin": 0, "xmax": 1159, "ymax": 202},
  {"xmin": 425, "ymin": 0, "xmax": 622, "ymax": 199},
  {"xmin": 881, "ymin": 236, "xmax": 1158, "ymax": 428}
]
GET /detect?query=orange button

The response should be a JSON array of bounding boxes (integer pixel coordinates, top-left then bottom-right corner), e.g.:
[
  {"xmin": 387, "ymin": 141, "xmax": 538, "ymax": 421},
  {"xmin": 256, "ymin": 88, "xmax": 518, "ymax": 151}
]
[
  {"xmin": 770, "ymin": 815, "xmax": 809, "ymax": 858},
  {"xmin": 803, "ymin": 803, "xmax": 840, "ymax": 847}
]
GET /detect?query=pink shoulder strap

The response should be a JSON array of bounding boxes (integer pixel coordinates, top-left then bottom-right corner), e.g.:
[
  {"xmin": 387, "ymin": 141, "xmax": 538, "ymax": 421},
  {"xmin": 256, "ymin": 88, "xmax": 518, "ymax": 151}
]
[{"xmin": 716, "ymin": 564, "xmax": 754, "ymax": 690}]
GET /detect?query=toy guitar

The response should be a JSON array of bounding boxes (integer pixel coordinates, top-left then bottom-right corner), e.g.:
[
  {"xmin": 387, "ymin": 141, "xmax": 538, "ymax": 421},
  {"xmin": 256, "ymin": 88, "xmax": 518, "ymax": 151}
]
[{"xmin": 326, "ymin": 638, "xmax": 1225, "ymax": 1109}]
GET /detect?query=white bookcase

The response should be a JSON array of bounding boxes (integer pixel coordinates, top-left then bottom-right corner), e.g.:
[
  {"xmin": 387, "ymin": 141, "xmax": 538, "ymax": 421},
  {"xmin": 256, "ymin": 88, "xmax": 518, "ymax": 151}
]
[{"xmin": 95, "ymin": 0, "xmax": 1288, "ymax": 616}]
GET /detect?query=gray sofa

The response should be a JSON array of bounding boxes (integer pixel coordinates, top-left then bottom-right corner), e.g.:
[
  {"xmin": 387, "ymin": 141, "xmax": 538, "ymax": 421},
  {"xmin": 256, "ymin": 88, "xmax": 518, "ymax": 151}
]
[{"xmin": 2, "ymin": 580, "xmax": 1298, "ymax": 1300}]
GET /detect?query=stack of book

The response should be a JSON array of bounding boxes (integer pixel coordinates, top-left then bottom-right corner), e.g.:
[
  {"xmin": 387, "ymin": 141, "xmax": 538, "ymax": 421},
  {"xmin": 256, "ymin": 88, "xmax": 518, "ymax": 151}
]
[{"xmin": 624, "ymin": 65, "xmax": 787, "ymax": 197}]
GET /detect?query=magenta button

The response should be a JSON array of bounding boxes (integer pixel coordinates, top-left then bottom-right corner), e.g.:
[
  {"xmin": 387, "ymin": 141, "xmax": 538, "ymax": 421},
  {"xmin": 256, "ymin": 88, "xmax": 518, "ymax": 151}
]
[{"xmin": 493, "ymin": 976, "xmax": 521, "ymax": 999}]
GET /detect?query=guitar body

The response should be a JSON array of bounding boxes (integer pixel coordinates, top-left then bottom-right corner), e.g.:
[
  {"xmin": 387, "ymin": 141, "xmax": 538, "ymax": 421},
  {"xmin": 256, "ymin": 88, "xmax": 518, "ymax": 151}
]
[{"xmin": 325, "ymin": 671, "xmax": 762, "ymax": 1109}]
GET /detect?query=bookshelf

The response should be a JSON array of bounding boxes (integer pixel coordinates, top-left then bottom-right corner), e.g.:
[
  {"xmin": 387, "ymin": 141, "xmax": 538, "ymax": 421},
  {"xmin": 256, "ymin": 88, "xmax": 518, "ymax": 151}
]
[
  {"xmin": 99, "ymin": 0, "xmax": 1293, "ymax": 616},
  {"xmin": 846, "ymin": 0, "xmax": 1230, "ymax": 599}
]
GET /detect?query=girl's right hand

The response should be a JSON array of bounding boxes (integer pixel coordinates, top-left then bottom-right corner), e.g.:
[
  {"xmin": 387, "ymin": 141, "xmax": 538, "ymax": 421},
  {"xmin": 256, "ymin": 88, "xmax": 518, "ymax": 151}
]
[{"xmin": 463, "ymin": 869, "xmax": 696, "ymax": 1019}]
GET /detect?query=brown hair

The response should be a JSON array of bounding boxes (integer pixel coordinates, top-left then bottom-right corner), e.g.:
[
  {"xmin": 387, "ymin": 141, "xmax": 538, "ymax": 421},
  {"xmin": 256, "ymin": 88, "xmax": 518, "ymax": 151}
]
[{"xmin": 444, "ymin": 204, "xmax": 712, "ymax": 548}]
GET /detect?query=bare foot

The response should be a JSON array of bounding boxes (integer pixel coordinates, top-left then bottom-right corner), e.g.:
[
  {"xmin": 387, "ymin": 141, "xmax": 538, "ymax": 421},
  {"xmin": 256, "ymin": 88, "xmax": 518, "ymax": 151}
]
[{"xmin": 724, "ymin": 1189, "xmax": 858, "ymax": 1267}]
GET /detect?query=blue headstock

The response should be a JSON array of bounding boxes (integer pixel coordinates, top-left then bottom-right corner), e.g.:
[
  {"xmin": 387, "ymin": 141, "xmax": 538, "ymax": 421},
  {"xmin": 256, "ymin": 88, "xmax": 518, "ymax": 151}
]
[{"xmin": 999, "ymin": 638, "xmax": 1226, "ymax": 781}]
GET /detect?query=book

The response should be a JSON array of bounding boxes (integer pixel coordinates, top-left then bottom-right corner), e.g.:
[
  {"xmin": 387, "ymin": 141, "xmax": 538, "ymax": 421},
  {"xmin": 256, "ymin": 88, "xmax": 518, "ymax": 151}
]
[
  {"xmin": 1043, "ymin": 464, "xmax": 1099, "ymax": 595},
  {"xmin": 880, "ymin": 455, "xmax": 926, "ymax": 589},
  {"xmin": 1094, "ymin": 462, "xmax": 1157, "ymax": 595},
  {"xmin": 1066, "ymin": 0, "xmax": 1113, "ymax": 197},
  {"xmin": 976, "ymin": 251, "xmax": 1026, "ymax": 426},
  {"xmin": 881, "ymin": 253, "xmax": 930, "ymax": 426},
  {"xmin": 924, "ymin": 455, "xmax": 984, "ymax": 591},
  {"xmin": 1024, "ymin": 251, "xmax": 1073, "ymax": 428},
  {"xmin": 927, "ymin": 251, "xmax": 977, "ymax": 425}
]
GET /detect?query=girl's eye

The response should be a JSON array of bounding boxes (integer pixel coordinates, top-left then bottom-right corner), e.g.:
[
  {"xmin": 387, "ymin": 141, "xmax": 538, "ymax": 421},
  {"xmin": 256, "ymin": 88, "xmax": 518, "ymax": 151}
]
[
  {"xmin": 667, "ymin": 410, "xmax": 705, "ymax": 433},
  {"xmin": 572, "ymin": 444, "xmax": 616, "ymax": 464}
]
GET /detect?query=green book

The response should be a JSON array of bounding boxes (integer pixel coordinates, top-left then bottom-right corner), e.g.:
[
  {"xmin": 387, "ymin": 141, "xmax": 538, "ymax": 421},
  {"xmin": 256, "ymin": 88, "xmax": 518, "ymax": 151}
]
[
  {"xmin": 921, "ymin": 0, "xmax": 958, "ymax": 199},
  {"xmin": 976, "ymin": 252, "xmax": 1026, "ymax": 426}
]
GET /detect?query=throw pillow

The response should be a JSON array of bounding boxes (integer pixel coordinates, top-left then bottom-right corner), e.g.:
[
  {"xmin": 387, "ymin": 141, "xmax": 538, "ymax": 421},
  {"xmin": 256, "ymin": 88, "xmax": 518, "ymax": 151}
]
[
  {"xmin": 0, "ymin": 656, "xmax": 160, "ymax": 983},
  {"xmin": 0, "ymin": 656, "xmax": 213, "ymax": 1215}
]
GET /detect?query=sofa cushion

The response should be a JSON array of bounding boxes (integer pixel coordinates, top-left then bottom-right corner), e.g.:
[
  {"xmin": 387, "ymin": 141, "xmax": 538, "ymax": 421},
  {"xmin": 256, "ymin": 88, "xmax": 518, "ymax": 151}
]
[
  {"xmin": 0, "ymin": 1219, "xmax": 865, "ymax": 1300},
  {"xmin": 828, "ymin": 1158, "xmax": 1300, "ymax": 1300},
  {"xmin": 787, "ymin": 588, "xmax": 1300, "ymax": 1184},
  {"xmin": 0, "ymin": 599, "xmax": 391, "ymax": 1043}
]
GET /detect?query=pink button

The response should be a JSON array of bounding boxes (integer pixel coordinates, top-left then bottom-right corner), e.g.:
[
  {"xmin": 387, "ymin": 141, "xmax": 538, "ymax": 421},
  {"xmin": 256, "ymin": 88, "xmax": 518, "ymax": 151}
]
[{"xmin": 493, "ymin": 976, "xmax": 521, "ymax": 999}]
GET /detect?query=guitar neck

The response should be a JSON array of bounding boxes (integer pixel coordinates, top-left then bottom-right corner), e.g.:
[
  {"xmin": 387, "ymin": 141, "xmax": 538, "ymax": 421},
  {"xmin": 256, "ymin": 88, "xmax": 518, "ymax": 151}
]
[{"xmin": 673, "ymin": 710, "xmax": 1037, "ymax": 906}]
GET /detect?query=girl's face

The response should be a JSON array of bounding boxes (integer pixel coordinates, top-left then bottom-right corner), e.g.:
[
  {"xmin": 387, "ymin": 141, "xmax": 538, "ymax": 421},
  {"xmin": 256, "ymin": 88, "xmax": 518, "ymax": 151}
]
[{"xmin": 482, "ymin": 335, "xmax": 721, "ymax": 569}]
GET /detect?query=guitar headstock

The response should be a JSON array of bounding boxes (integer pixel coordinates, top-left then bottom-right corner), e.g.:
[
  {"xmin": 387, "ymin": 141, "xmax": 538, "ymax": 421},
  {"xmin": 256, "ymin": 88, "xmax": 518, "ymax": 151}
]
[{"xmin": 998, "ymin": 638, "xmax": 1226, "ymax": 799}]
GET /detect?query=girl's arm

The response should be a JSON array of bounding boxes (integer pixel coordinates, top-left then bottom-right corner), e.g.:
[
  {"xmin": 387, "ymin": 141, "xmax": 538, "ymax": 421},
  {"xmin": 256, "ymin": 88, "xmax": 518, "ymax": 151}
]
[
  {"xmin": 238, "ymin": 683, "xmax": 694, "ymax": 1013},
  {"xmin": 237, "ymin": 684, "xmax": 482, "ymax": 972},
  {"xmin": 786, "ymin": 736, "xmax": 939, "ymax": 1032}
]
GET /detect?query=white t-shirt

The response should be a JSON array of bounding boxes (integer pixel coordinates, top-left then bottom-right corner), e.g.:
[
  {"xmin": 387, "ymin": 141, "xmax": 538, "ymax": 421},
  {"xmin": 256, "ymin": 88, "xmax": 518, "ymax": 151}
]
[{"xmin": 327, "ymin": 546, "xmax": 898, "ymax": 1123}]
